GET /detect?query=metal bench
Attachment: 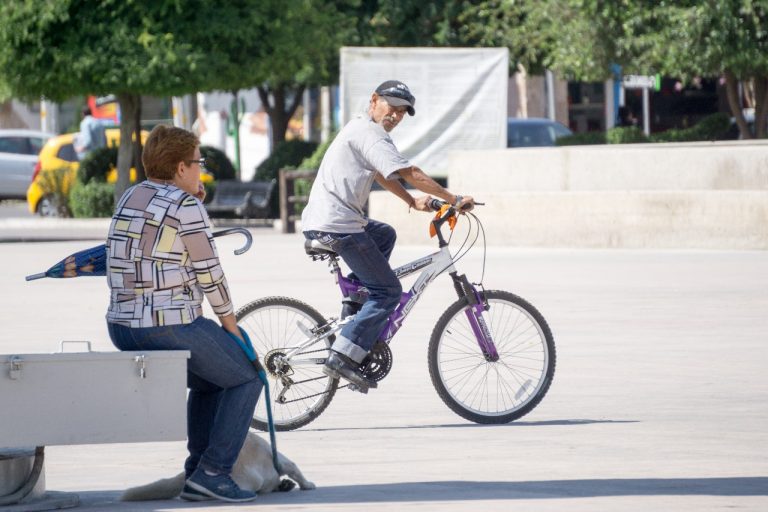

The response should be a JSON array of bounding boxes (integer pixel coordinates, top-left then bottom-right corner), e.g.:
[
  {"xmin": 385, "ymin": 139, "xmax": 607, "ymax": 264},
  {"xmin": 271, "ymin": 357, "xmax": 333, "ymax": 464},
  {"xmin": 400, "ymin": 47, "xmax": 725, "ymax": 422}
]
[
  {"xmin": 206, "ymin": 179, "xmax": 276, "ymax": 219},
  {"xmin": 1, "ymin": 343, "xmax": 189, "ymax": 510}
]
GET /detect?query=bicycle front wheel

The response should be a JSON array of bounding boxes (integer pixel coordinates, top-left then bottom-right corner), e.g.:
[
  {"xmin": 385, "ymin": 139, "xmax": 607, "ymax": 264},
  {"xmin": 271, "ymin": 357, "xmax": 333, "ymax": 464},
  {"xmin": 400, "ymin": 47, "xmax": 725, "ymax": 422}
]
[
  {"xmin": 428, "ymin": 290, "xmax": 555, "ymax": 424},
  {"xmin": 236, "ymin": 296, "xmax": 338, "ymax": 431}
]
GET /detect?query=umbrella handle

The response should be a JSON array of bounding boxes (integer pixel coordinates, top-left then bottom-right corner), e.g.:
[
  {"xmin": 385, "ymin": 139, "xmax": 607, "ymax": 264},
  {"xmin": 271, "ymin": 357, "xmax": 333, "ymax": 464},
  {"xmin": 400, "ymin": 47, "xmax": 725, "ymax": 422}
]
[{"xmin": 212, "ymin": 228, "xmax": 252, "ymax": 255}]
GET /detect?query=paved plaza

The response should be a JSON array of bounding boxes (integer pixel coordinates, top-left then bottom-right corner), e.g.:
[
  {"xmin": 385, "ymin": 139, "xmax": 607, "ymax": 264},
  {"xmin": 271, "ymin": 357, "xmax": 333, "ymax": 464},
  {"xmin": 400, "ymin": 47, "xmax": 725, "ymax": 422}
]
[{"xmin": 1, "ymin": 224, "xmax": 766, "ymax": 511}]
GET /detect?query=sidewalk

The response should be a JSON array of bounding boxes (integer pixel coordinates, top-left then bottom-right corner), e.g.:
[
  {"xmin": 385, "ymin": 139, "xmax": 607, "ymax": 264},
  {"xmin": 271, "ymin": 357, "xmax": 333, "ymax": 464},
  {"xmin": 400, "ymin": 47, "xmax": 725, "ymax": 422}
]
[{"xmin": 1, "ymin": 229, "xmax": 766, "ymax": 511}]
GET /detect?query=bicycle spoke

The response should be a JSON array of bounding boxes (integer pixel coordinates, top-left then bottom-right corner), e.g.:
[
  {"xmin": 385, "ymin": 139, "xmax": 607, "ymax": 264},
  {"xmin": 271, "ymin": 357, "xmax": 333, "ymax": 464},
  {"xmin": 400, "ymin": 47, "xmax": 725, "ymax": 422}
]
[
  {"xmin": 430, "ymin": 293, "xmax": 554, "ymax": 421},
  {"xmin": 237, "ymin": 298, "xmax": 337, "ymax": 431}
]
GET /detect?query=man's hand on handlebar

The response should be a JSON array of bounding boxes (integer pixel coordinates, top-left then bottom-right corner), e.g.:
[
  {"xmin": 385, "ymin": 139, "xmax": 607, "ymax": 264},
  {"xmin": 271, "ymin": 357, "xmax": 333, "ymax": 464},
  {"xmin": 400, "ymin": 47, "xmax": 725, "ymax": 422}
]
[
  {"xmin": 455, "ymin": 195, "xmax": 475, "ymax": 213},
  {"xmin": 425, "ymin": 196, "xmax": 477, "ymax": 213},
  {"xmin": 412, "ymin": 195, "xmax": 435, "ymax": 212}
]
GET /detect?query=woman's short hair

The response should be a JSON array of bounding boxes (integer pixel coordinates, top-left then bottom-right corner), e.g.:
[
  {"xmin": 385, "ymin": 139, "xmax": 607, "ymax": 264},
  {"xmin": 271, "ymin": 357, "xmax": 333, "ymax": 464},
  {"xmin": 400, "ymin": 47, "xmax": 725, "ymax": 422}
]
[{"xmin": 142, "ymin": 125, "xmax": 199, "ymax": 181}]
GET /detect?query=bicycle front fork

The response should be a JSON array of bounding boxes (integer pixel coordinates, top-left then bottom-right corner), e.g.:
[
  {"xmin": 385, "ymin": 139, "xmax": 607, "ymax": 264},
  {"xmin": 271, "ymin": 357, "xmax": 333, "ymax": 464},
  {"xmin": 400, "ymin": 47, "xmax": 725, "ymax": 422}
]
[{"xmin": 450, "ymin": 273, "xmax": 499, "ymax": 362}]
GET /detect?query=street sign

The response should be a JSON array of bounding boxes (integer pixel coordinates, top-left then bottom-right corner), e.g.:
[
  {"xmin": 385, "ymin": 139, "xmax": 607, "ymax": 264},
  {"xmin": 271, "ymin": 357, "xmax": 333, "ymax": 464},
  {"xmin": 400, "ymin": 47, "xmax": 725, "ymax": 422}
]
[{"xmin": 623, "ymin": 74, "xmax": 658, "ymax": 89}]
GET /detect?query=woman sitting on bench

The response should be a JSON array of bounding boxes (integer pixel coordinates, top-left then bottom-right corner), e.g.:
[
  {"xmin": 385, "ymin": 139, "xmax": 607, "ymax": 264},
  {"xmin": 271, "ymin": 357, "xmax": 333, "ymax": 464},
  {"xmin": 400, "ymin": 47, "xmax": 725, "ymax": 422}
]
[{"xmin": 104, "ymin": 125, "xmax": 261, "ymax": 504}]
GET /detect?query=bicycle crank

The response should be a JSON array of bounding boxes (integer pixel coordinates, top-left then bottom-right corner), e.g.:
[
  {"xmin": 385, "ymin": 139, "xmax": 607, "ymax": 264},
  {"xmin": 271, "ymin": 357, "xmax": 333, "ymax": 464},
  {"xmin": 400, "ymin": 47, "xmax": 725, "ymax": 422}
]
[{"xmin": 359, "ymin": 342, "xmax": 393, "ymax": 382}]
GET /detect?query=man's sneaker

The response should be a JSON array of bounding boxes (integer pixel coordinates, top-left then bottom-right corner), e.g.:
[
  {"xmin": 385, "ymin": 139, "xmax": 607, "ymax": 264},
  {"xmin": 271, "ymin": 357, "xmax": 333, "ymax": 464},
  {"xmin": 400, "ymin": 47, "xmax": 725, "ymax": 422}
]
[
  {"xmin": 179, "ymin": 483, "xmax": 213, "ymax": 501},
  {"xmin": 323, "ymin": 352, "xmax": 377, "ymax": 390},
  {"xmin": 186, "ymin": 469, "xmax": 257, "ymax": 503}
]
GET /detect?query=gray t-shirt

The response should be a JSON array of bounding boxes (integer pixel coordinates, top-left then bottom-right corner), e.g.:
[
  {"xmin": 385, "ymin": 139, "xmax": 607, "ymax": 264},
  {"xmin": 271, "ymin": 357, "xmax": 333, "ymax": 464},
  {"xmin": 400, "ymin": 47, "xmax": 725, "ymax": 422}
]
[{"xmin": 301, "ymin": 116, "xmax": 411, "ymax": 233}]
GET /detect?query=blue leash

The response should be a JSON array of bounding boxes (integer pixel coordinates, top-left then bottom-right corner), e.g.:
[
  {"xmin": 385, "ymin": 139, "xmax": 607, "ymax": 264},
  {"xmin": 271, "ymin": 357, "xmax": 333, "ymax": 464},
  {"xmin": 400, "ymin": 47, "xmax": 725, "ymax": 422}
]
[{"xmin": 226, "ymin": 327, "xmax": 279, "ymax": 472}]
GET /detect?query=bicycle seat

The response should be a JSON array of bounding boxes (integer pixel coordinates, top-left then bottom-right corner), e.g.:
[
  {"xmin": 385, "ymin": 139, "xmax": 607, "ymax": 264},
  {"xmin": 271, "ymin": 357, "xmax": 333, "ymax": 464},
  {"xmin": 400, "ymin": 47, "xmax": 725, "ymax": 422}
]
[{"xmin": 304, "ymin": 239, "xmax": 337, "ymax": 257}]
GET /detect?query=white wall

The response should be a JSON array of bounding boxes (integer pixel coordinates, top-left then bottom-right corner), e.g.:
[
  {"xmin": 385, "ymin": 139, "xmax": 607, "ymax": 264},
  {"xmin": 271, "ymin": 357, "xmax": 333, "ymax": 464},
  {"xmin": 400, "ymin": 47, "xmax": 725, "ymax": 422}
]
[{"xmin": 369, "ymin": 140, "xmax": 768, "ymax": 249}]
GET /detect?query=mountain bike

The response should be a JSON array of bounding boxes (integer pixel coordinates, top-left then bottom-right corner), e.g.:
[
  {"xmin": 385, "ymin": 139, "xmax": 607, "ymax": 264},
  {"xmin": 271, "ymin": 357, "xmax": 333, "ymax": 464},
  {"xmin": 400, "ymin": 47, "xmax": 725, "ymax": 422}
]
[{"xmin": 236, "ymin": 200, "xmax": 556, "ymax": 431}]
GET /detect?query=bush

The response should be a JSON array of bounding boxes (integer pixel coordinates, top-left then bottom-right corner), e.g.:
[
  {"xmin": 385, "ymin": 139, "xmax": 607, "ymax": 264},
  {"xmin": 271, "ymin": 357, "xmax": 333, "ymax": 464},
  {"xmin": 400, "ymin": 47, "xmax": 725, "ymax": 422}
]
[
  {"xmin": 70, "ymin": 181, "xmax": 115, "ymax": 218},
  {"xmin": 78, "ymin": 146, "xmax": 118, "ymax": 185},
  {"xmin": 556, "ymin": 132, "xmax": 607, "ymax": 146},
  {"xmin": 253, "ymin": 140, "xmax": 318, "ymax": 181},
  {"xmin": 253, "ymin": 140, "xmax": 318, "ymax": 218},
  {"xmin": 606, "ymin": 126, "xmax": 648, "ymax": 144},
  {"xmin": 201, "ymin": 145, "xmax": 237, "ymax": 181},
  {"xmin": 650, "ymin": 112, "xmax": 730, "ymax": 143}
]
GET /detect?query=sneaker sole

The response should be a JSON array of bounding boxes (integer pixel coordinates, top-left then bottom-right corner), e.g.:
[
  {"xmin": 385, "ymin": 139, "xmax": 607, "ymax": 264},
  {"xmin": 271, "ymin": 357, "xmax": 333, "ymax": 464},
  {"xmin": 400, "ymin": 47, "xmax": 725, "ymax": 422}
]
[
  {"xmin": 185, "ymin": 481, "xmax": 257, "ymax": 503},
  {"xmin": 179, "ymin": 490, "xmax": 214, "ymax": 502}
]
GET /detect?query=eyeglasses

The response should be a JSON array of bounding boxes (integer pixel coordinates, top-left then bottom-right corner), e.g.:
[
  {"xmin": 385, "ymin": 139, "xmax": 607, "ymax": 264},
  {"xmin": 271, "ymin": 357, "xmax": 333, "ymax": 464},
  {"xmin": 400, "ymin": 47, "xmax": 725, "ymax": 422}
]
[{"xmin": 185, "ymin": 158, "xmax": 207, "ymax": 169}]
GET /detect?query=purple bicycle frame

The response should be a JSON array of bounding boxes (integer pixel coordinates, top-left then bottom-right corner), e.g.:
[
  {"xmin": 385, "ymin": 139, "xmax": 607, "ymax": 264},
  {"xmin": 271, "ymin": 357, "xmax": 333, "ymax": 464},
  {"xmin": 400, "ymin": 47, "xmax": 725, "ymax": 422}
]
[{"xmin": 333, "ymin": 248, "xmax": 499, "ymax": 360}]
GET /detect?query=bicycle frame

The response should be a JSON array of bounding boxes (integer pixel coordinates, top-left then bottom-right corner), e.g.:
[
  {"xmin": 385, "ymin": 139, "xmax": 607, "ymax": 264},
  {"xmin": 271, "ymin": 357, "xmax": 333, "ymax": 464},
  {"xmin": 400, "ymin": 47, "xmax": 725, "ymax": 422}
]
[
  {"xmin": 281, "ymin": 206, "xmax": 500, "ymax": 365},
  {"xmin": 335, "ymin": 205, "xmax": 499, "ymax": 360}
]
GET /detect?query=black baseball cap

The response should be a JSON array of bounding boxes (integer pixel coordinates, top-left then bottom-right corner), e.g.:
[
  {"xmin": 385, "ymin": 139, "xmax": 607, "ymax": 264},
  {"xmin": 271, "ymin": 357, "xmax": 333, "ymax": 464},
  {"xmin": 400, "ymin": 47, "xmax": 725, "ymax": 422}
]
[{"xmin": 375, "ymin": 80, "xmax": 416, "ymax": 116}]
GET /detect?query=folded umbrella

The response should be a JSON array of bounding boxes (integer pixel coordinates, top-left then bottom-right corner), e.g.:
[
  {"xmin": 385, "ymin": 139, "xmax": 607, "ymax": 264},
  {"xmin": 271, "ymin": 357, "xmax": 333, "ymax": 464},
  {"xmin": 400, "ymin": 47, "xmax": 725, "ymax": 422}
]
[
  {"xmin": 25, "ymin": 227, "xmax": 253, "ymax": 281},
  {"xmin": 25, "ymin": 244, "xmax": 106, "ymax": 281}
]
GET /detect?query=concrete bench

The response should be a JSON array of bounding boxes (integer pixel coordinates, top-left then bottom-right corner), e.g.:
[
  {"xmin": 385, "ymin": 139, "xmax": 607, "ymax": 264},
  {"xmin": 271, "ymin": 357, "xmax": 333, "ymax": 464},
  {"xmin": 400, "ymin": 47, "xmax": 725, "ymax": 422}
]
[
  {"xmin": 207, "ymin": 179, "xmax": 276, "ymax": 219},
  {"xmin": 1, "ymin": 345, "xmax": 189, "ymax": 509}
]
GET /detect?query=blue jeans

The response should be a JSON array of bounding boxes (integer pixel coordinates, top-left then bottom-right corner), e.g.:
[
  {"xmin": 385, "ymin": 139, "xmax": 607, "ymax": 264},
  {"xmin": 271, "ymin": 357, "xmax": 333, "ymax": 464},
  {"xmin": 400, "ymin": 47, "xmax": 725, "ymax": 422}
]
[
  {"xmin": 107, "ymin": 316, "xmax": 262, "ymax": 477},
  {"xmin": 305, "ymin": 219, "xmax": 402, "ymax": 363}
]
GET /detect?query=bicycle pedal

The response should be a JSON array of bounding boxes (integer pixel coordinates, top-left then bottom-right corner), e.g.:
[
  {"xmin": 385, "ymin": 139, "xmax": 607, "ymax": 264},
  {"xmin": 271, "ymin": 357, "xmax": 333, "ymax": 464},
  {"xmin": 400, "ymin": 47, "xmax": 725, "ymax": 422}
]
[{"xmin": 347, "ymin": 383, "xmax": 369, "ymax": 394}]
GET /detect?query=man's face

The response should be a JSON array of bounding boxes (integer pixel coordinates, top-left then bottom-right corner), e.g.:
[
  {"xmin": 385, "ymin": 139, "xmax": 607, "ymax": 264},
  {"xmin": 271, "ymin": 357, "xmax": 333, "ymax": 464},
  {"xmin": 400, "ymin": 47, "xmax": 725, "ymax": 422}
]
[{"xmin": 370, "ymin": 94, "xmax": 408, "ymax": 132}]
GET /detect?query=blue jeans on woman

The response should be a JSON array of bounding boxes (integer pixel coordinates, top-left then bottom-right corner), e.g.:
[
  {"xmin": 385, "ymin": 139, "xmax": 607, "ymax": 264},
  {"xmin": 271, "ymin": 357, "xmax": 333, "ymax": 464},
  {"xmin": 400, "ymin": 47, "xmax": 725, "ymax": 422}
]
[
  {"xmin": 304, "ymin": 219, "xmax": 402, "ymax": 363},
  {"xmin": 107, "ymin": 316, "xmax": 262, "ymax": 477}
]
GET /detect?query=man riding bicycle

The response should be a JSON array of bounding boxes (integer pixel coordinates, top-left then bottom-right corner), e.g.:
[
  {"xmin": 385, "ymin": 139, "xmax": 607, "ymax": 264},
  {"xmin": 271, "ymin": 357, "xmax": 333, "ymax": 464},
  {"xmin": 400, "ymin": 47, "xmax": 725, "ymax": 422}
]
[{"xmin": 301, "ymin": 80, "xmax": 475, "ymax": 392}]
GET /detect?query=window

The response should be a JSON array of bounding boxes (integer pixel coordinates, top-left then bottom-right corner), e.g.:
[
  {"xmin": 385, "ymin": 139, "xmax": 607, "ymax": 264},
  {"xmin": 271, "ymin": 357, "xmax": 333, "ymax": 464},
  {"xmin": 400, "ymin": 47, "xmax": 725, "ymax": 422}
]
[
  {"xmin": 56, "ymin": 143, "xmax": 78, "ymax": 163},
  {"xmin": 0, "ymin": 137, "xmax": 30, "ymax": 155}
]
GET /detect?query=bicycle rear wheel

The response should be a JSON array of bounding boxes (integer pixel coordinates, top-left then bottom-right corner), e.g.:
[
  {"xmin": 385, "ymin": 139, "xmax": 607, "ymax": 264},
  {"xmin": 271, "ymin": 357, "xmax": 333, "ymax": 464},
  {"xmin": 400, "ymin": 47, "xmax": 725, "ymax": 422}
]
[
  {"xmin": 428, "ymin": 290, "xmax": 555, "ymax": 424},
  {"xmin": 236, "ymin": 296, "xmax": 338, "ymax": 431}
]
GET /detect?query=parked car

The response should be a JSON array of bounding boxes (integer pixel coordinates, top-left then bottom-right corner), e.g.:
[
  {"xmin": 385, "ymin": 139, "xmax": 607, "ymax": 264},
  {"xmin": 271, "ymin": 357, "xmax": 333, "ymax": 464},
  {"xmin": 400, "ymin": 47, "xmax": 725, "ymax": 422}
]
[
  {"xmin": 507, "ymin": 118, "xmax": 573, "ymax": 148},
  {"xmin": 27, "ymin": 128, "xmax": 213, "ymax": 216},
  {"xmin": 0, "ymin": 129, "xmax": 53, "ymax": 200}
]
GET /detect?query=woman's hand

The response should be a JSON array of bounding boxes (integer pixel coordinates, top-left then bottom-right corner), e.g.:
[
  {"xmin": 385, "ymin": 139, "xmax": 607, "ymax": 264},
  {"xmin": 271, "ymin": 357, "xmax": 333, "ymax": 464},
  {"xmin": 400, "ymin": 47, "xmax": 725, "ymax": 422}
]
[
  {"xmin": 220, "ymin": 313, "xmax": 243, "ymax": 342},
  {"xmin": 194, "ymin": 182, "xmax": 206, "ymax": 202}
]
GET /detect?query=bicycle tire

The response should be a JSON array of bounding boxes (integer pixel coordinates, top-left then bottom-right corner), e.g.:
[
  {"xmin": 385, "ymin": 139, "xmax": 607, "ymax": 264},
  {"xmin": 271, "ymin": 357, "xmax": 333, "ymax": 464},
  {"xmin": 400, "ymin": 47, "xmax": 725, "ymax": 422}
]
[
  {"xmin": 236, "ymin": 296, "xmax": 338, "ymax": 431},
  {"xmin": 428, "ymin": 290, "xmax": 556, "ymax": 424}
]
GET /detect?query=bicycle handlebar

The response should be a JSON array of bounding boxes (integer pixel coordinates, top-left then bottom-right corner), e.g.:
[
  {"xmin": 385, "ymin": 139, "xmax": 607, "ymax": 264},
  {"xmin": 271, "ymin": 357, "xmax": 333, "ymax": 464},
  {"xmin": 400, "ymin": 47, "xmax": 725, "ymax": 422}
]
[{"xmin": 428, "ymin": 198, "xmax": 484, "ymax": 212}]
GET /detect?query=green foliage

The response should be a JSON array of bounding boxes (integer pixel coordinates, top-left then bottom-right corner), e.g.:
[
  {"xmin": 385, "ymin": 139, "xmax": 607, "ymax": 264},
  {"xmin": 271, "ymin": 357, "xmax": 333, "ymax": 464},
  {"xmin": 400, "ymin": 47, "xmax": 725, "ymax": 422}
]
[
  {"xmin": 201, "ymin": 146, "xmax": 236, "ymax": 181},
  {"xmin": 252, "ymin": 139, "xmax": 317, "ymax": 219},
  {"xmin": 254, "ymin": 140, "xmax": 319, "ymax": 182},
  {"xmin": 298, "ymin": 133, "xmax": 337, "ymax": 170},
  {"xmin": 557, "ymin": 113, "xmax": 731, "ymax": 146},
  {"xmin": 70, "ymin": 181, "xmax": 115, "ymax": 218},
  {"xmin": 650, "ymin": 113, "xmax": 731, "ymax": 143},
  {"xmin": 556, "ymin": 132, "xmax": 607, "ymax": 146},
  {"xmin": 78, "ymin": 146, "xmax": 118, "ymax": 185},
  {"xmin": 606, "ymin": 127, "xmax": 648, "ymax": 144},
  {"xmin": 292, "ymin": 177, "xmax": 314, "ymax": 216},
  {"xmin": 0, "ymin": 1, "xmax": 209, "ymax": 102}
]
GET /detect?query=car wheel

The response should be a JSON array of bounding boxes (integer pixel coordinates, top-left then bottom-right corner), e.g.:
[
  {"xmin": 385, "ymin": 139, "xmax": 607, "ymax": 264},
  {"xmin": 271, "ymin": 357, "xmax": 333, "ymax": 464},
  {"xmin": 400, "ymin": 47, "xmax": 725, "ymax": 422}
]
[{"xmin": 38, "ymin": 195, "xmax": 65, "ymax": 217}]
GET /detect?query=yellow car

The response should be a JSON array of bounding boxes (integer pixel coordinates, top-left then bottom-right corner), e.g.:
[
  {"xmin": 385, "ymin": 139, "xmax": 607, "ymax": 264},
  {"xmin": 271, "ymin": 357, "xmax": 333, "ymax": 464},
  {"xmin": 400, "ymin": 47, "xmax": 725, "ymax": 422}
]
[{"xmin": 27, "ymin": 128, "xmax": 212, "ymax": 216}]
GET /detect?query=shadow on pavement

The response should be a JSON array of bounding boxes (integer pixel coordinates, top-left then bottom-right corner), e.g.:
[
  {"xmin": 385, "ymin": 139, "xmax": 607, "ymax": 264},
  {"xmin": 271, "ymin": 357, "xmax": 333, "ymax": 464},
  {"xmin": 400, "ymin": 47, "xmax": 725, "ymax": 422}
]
[
  {"xmin": 71, "ymin": 477, "xmax": 768, "ymax": 510},
  {"xmin": 304, "ymin": 419, "xmax": 639, "ymax": 432}
]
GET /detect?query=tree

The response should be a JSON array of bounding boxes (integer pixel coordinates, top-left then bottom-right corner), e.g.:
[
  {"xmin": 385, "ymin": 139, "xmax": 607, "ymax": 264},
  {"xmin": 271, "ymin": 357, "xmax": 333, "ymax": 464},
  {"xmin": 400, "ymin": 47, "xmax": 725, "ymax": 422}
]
[
  {"xmin": 191, "ymin": 0, "xmax": 355, "ymax": 149},
  {"xmin": 0, "ymin": 1, "xmax": 215, "ymax": 199},
  {"xmin": 454, "ymin": 1, "xmax": 768, "ymax": 138},
  {"xmin": 636, "ymin": 1, "xmax": 768, "ymax": 138},
  {"xmin": 0, "ymin": 0, "xmax": 355, "ymax": 200}
]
